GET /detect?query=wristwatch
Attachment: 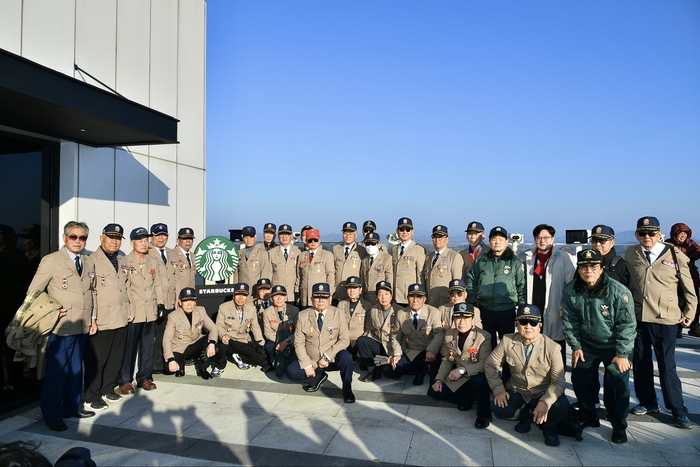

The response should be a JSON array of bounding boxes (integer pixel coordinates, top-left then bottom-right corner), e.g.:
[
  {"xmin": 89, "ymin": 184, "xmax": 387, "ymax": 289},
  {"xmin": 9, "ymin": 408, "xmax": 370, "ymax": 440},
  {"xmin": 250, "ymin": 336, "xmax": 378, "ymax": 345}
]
[{"xmin": 458, "ymin": 367, "xmax": 466, "ymax": 376}]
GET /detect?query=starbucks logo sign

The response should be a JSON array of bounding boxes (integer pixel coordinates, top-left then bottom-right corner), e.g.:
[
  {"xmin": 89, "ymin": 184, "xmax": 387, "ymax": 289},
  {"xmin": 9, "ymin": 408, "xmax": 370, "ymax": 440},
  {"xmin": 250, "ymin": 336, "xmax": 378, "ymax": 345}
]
[{"xmin": 194, "ymin": 236, "xmax": 239, "ymax": 282}]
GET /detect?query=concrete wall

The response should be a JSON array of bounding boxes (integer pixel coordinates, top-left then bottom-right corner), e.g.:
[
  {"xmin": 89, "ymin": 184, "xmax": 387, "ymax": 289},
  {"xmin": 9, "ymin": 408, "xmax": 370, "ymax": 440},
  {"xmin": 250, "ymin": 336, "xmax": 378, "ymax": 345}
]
[{"xmin": 0, "ymin": 0, "xmax": 206, "ymax": 252}]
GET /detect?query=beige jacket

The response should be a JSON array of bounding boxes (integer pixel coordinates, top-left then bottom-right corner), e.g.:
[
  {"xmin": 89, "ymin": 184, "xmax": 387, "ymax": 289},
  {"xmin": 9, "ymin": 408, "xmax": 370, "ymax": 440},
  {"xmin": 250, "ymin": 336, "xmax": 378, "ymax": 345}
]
[
  {"xmin": 163, "ymin": 306, "xmax": 217, "ymax": 360},
  {"xmin": 216, "ymin": 300, "xmax": 264, "ymax": 344},
  {"xmin": 124, "ymin": 251, "xmax": 165, "ymax": 323},
  {"xmin": 261, "ymin": 304, "xmax": 300, "ymax": 343},
  {"xmin": 173, "ymin": 247, "xmax": 197, "ymax": 297},
  {"xmin": 361, "ymin": 251, "xmax": 394, "ymax": 303},
  {"xmin": 297, "ymin": 247, "xmax": 335, "ymax": 306},
  {"xmin": 333, "ymin": 243, "xmax": 367, "ymax": 301},
  {"xmin": 435, "ymin": 326, "xmax": 492, "ymax": 393},
  {"xmin": 394, "ymin": 305, "xmax": 444, "ymax": 361},
  {"xmin": 148, "ymin": 246, "xmax": 177, "ymax": 309},
  {"xmin": 269, "ymin": 244, "xmax": 301, "ymax": 293},
  {"xmin": 294, "ymin": 306, "xmax": 349, "ymax": 369},
  {"xmin": 234, "ymin": 244, "xmax": 272, "ymax": 290},
  {"xmin": 363, "ymin": 303, "xmax": 403, "ymax": 355},
  {"xmin": 391, "ymin": 241, "xmax": 426, "ymax": 304},
  {"xmin": 90, "ymin": 247, "xmax": 129, "ymax": 330},
  {"xmin": 423, "ymin": 248, "xmax": 464, "ymax": 308},
  {"xmin": 337, "ymin": 298, "xmax": 373, "ymax": 345}
]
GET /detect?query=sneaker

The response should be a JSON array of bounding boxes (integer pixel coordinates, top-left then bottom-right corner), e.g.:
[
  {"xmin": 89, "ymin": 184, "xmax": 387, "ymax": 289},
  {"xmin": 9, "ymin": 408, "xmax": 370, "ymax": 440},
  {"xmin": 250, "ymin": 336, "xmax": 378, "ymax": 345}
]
[
  {"xmin": 543, "ymin": 429, "xmax": 560, "ymax": 446},
  {"xmin": 630, "ymin": 404, "xmax": 660, "ymax": 415},
  {"xmin": 211, "ymin": 367, "xmax": 224, "ymax": 378},
  {"xmin": 85, "ymin": 400, "xmax": 108, "ymax": 411},
  {"xmin": 103, "ymin": 393, "xmax": 123, "ymax": 402},
  {"xmin": 674, "ymin": 415, "xmax": 692, "ymax": 429},
  {"xmin": 230, "ymin": 354, "xmax": 250, "ymax": 370},
  {"xmin": 515, "ymin": 414, "xmax": 532, "ymax": 433}
]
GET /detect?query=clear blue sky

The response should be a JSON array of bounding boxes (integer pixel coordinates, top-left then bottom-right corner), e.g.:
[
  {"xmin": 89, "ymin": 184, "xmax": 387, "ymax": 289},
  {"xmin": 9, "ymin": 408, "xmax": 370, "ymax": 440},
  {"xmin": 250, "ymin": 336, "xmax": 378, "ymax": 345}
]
[{"xmin": 206, "ymin": 1, "xmax": 700, "ymax": 242}]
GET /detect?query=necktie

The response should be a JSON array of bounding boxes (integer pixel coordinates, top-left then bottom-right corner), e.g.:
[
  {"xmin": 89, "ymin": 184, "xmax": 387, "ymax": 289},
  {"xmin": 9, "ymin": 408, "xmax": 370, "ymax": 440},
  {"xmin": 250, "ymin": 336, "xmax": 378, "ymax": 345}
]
[
  {"xmin": 160, "ymin": 249, "xmax": 167, "ymax": 264},
  {"xmin": 370, "ymin": 256, "xmax": 375, "ymax": 266},
  {"xmin": 264, "ymin": 300, "xmax": 269, "ymax": 308},
  {"xmin": 399, "ymin": 245, "xmax": 405, "ymax": 257},
  {"xmin": 278, "ymin": 311, "xmax": 285, "ymax": 322},
  {"xmin": 345, "ymin": 246, "xmax": 349, "ymax": 259},
  {"xmin": 309, "ymin": 251, "xmax": 314, "ymax": 263},
  {"xmin": 413, "ymin": 313, "xmax": 418, "ymax": 329},
  {"xmin": 75, "ymin": 255, "xmax": 82, "ymax": 276},
  {"xmin": 317, "ymin": 312, "xmax": 324, "ymax": 331},
  {"xmin": 185, "ymin": 252, "xmax": 191, "ymax": 267},
  {"xmin": 644, "ymin": 250, "xmax": 652, "ymax": 265},
  {"xmin": 284, "ymin": 248, "xmax": 288, "ymax": 261},
  {"xmin": 432, "ymin": 252, "xmax": 440, "ymax": 267},
  {"xmin": 238, "ymin": 310, "xmax": 243, "ymax": 322}
]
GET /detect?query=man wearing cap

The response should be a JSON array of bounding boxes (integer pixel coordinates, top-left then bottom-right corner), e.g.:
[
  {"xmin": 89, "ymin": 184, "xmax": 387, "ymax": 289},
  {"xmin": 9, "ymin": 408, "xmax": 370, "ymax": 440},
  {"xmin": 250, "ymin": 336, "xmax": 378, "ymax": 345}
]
[
  {"xmin": 356, "ymin": 281, "xmax": 403, "ymax": 382},
  {"xmin": 252, "ymin": 278, "xmax": 273, "ymax": 325},
  {"xmin": 148, "ymin": 223, "xmax": 177, "ymax": 375},
  {"xmin": 625, "ymin": 216, "xmax": 697, "ymax": 429},
  {"xmin": 216, "ymin": 283, "xmax": 268, "ymax": 370},
  {"xmin": 333, "ymin": 222, "xmax": 367, "ymax": 303},
  {"xmin": 360, "ymin": 232, "xmax": 393, "ymax": 304},
  {"xmin": 423, "ymin": 225, "xmax": 464, "ymax": 308},
  {"xmin": 234, "ymin": 226, "xmax": 272, "ymax": 290},
  {"xmin": 388, "ymin": 284, "xmax": 444, "ymax": 385},
  {"xmin": 18, "ymin": 223, "xmax": 41, "ymax": 274},
  {"xmin": 164, "ymin": 288, "xmax": 224, "ymax": 379},
  {"xmin": 27, "ymin": 221, "xmax": 95, "ymax": 431},
  {"xmin": 485, "ymin": 304, "xmax": 570, "ymax": 447},
  {"xmin": 174, "ymin": 228, "xmax": 197, "ymax": 294},
  {"xmin": 262, "ymin": 223, "xmax": 277, "ymax": 251},
  {"xmin": 439, "ymin": 279, "xmax": 482, "ymax": 330},
  {"xmin": 298, "ymin": 229, "xmax": 335, "ymax": 308},
  {"xmin": 287, "ymin": 283, "xmax": 355, "ymax": 403},
  {"xmin": 299, "ymin": 225, "xmax": 313, "ymax": 251},
  {"xmin": 84, "ymin": 224, "xmax": 130, "ymax": 411},
  {"xmin": 261, "ymin": 285, "xmax": 300, "ymax": 367},
  {"xmin": 391, "ymin": 217, "xmax": 426, "ymax": 307},
  {"xmin": 467, "ymin": 226, "xmax": 526, "ymax": 350},
  {"xmin": 561, "ymin": 249, "xmax": 636, "ymax": 444},
  {"xmin": 337, "ymin": 276, "xmax": 373, "ymax": 357},
  {"xmin": 429, "ymin": 303, "xmax": 492, "ymax": 428},
  {"xmin": 117, "ymin": 227, "xmax": 166, "ymax": 395},
  {"xmin": 459, "ymin": 221, "xmax": 490, "ymax": 280},
  {"xmin": 524, "ymin": 224, "xmax": 575, "ymax": 365},
  {"xmin": 268, "ymin": 224, "xmax": 301, "ymax": 304},
  {"xmin": 358, "ymin": 220, "xmax": 387, "ymax": 253}
]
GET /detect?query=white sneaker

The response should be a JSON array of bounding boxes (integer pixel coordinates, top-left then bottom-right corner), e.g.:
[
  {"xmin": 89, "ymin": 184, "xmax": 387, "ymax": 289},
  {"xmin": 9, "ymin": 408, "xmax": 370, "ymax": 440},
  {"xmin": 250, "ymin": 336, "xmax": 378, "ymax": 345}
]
[
  {"xmin": 211, "ymin": 367, "xmax": 224, "ymax": 377},
  {"xmin": 231, "ymin": 354, "xmax": 250, "ymax": 370}
]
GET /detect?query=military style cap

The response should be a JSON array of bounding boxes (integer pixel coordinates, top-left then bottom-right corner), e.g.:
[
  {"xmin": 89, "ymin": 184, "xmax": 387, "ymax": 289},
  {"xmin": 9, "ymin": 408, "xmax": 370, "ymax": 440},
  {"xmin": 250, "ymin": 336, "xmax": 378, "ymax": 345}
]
[
  {"xmin": 636, "ymin": 216, "xmax": 660, "ymax": 232},
  {"xmin": 465, "ymin": 221, "xmax": 485, "ymax": 233},
  {"xmin": 256, "ymin": 278, "xmax": 272, "ymax": 289},
  {"xmin": 376, "ymin": 280, "xmax": 393, "ymax": 293},
  {"xmin": 489, "ymin": 226, "xmax": 508, "ymax": 239},
  {"xmin": 590, "ymin": 225, "xmax": 615, "ymax": 239},
  {"xmin": 448, "ymin": 279, "xmax": 467, "ymax": 292},
  {"xmin": 345, "ymin": 276, "xmax": 362, "ymax": 288},
  {"xmin": 312, "ymin": 282, "xmax": 331, "ymax": 298},
  {"xmin": 300, "ymin": 225, "xmax": 313, "ymax": 233},
  {"xmin": 102, "ymin": 223, "xmax": 124, "ymax": 238},
  {"xmin": 270, "ymin": 285, "xmax": 287, "ymax": 296},
  {"xmin": 432, "ymin": 225, "xmax": 448, "ymax": 237},
  {"xmin": 452, "ymin": 302, "xmax": 475, "ymax": 319},
  {"xmin": 179, "ymin": 287, "xmax": 197, "ymax": 301},
  {"xmin": 130, "ymin": 227, "xmax": 151, "ymax": 240},
  {"xmin": 278, "ymin": 224, "xmax": 293, "ymax": 234},
  {"xmin": 363, "ymin": 220, "xmax": 377, "ymax": 231},
  {"xmin": 407, "ymin": 283, "xmax": 427, "ymax": 296},
  {"xmin": 397, "ymin": 217, "xmax": 414, "ymax": 229},
  {"xmin": 577, "ymin": 249, "xmax": 602, "ymax": 266},
  {"xmin": 0, "ymin": 224, "xmax": 16, "ymax": 239},
  {"xmin": 178, "ymin": 228, "xmax": 195, "ymax": 239},
  {"xmin": 363, "ymin": 232, "xmax": 380, "ymax": 244},
  {"xmin": 18, "ymin": 224, "xmax": 41, "ymax": 240},
  {"xmin": 233, "ymin": 283, "xmax": 250, "ymax": 295},
  {"xmin": 242, "ymin": 226, "xmax": 256, "ymax": 237},
  {"xmin": 263, "ymin": 223, "xmax": 276, "ymax": 233},
  {"xmin": 515, "ymin": 304, "xmax": 541, "ymax": 322},
  {"xmin": 151, "ymin": 223, "xmax": 168, "ymax": 236},
  {"xmin": 342, "ymin": 222, "xmax": 357, "ymax": 232},
  {"xmin": 306, "ymin": 229, "xmax": 320, "ymax": 240}
]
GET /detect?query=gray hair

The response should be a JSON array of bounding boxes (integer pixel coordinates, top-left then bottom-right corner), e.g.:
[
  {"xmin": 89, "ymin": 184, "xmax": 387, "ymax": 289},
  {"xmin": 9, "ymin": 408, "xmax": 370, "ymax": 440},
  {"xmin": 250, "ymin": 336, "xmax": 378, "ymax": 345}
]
[{"xmin": 63, "ymin": 221, "xmax": 90, "ymax": 236}]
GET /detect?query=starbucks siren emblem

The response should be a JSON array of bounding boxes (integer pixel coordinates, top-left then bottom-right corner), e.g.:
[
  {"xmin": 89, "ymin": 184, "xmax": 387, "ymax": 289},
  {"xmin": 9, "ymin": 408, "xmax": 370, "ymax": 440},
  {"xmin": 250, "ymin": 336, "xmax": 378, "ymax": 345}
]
[{"xmin": 194, "ymin": 236, "xmax": 239, "ymax": 282}]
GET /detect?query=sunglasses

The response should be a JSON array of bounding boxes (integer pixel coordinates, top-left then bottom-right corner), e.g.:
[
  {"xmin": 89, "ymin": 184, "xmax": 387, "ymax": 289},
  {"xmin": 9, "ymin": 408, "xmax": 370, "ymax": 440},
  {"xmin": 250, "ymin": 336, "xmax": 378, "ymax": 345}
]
[
  {"xmin": 398, "ymin": 227, "xmax": 412, "ymax": 232},
  {"xmin": 67, "ymin": 234, "xmax": 88, "ymax": 242},
  {"xmin": 307, "ymin": 239, "xmax": 319, "ymax": 243},
  {"xmin": 590, "ymin": 237, "xmax": 608, "ymax": 244},
  {"xmin": 637, "ymin": 231, "xmax": 659, "ymax": 237},
  {"xmin": 517, "ymin": 319, "xmax": 539, "ymax": 327}
]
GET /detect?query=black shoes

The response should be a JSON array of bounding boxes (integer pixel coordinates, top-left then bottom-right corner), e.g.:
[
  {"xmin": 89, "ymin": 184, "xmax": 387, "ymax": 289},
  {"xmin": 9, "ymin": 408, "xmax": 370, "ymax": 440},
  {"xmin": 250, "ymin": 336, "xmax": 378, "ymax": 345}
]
[
  {"xmin": 412, "ymin": 373, "xmax": 426, "ymax": 386},
  {"xmin": 360, "ymin": 367, "xmax": 383, "ymax": 382},
  {"xmin": 458, "ymin": 395, "xmax": 476, "ymax": 412},
  {"xmin": 303, "ymin": 373, "xmax": 328, "ymax": 392},
  {"xmin": 543, "ymin": 429, "xmax": 560, "ymax": 446},
  {"xmin": 611, "ymin": 429, "xmax": 628, "ymax": 444},
  {"xmin": 580, "ymin": 419, "xmax": 600, "ymax": 428},
  {"xmin": 515, "ymin": 414, "xmax": 532, "ymax": 433},
  {"xmin": 343, "ymin": 391, "xmax": 356, "ymax": 403},
  {"xmin": 47, "ymin": 420, "xmax": 68, "ymax": 431},
  {"xmin": 474, "ymin": 417, "xmax": 491, "ymax": 429},
  {"xmin": 63, "ymin": 410, "xmax": 95, "ymax": 419},
  {"xmin": 174, "ymin": 369, "xmax": 185, "ymax": 377}
]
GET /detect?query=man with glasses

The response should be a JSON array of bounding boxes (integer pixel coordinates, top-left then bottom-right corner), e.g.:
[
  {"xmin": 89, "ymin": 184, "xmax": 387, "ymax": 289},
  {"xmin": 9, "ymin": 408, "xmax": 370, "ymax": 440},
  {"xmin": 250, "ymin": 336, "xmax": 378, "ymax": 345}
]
[
  {"xmin": 459, "ymin": 221, "xmax": 490, "ymax": 279},
  {"xmin": 424, "ymin": 225, "xmax": 464, "ymax": 308},
  {"xmin": 625, "ymin": 217, "xmax": 697, "ymax": 429},
  {"xmin": 561, "ymin": 249, "xmax": 636, "ymax": 444},
  {"xmin": 391, "ymin": 218, "xmax": 426, "ymax": 307},
  {"xmin": 298, "ymin": 229, "xmax": 334, "ymax": 308},
  {"xmin": 28, "ymin": 221, "xmax": 95, "ymax": 431},
  {"xmin": 269, "ymin": 224, "xmax": 301, "ymax": 304},
  {"xmin": 234, "ymin": 226, "xmax": 272, "ymax": 290},
  {"xmin": 333, "ymin": 222, "xmax": 366, "ymax": 303},
  {"xmin": 358, "ymin": 220, "xmax": 387, "ymax": 253}
]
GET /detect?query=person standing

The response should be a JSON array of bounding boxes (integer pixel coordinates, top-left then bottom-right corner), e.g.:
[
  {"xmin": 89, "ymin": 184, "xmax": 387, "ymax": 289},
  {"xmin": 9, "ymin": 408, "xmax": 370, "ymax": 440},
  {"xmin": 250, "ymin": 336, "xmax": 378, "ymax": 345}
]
[
  {"xmin": 268, "ymin": 224, "xmax": 301, "ymax": 304},
  {"xmin": 360, "ymin": 232, "xmax": 393, "ymax": 304},
  {"xmin": 262, "ymin": 223, "xmax": 278, "ymax": 251},
  {"xmin": 391, "ymin": 217, "xmax": 426, "ymax": 308},
  {"xmin": 333, "ymin": 222, "xmax": 366, "ymax": 303},
  {"xmin": 297, "ymin": 229, "xmax": 335, "ymax": 308},
  {"xmin": 423, "ymin": 225, "xmax": 464, "ymax": 308},
  {"xmin": 459, "ymin": 221, "xmax": 490, "ymax": 280},
  {"xmin": 173, "ymin": 227, "xmax": 197, "ymax": 293},
  {"xmin": 234, "ymin": 226, "xmax": 272, "ymax": 290},
  {"xmin": 667, "ymin": 222, "xmax": 700, "ymax": 337}
]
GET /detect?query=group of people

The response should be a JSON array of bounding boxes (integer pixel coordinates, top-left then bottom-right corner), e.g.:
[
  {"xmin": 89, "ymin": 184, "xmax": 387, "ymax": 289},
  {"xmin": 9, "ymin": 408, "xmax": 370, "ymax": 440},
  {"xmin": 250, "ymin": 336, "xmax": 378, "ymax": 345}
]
[{"xmin": 13, "ymin": 215, "xmax": 698, "ymax": 448}]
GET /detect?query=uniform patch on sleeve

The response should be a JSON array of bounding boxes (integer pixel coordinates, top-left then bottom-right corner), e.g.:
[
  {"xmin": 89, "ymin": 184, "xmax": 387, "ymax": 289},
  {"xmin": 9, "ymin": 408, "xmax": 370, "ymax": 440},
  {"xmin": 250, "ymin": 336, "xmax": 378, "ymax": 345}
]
[{"xmin": 621, "ymin": 293, "xmax": 629, "ymax": 304}]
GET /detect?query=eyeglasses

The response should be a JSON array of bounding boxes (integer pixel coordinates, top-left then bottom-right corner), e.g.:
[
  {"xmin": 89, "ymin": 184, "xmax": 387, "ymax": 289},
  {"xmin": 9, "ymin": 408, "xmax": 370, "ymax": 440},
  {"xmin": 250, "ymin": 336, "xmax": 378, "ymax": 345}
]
[
  {"xmin": 398, "ymin": 228, "xmax": 412, "ymax": 232},
  {"xmin": 517, "ymin": 319, "xmax": 538, "ymax": 327},
  {"xmin": 578, "ymin": 264, "xmax": 600, "ymax": 270},
  {"xmin": 590, "ymin": 237, "xmax": 608, "ymax": 244},
  {"xmin": 637, "ymin": 231, "xmax": 659, "ymax": 237},
  {"xmin": 307, "ymin": 239, "xmax": 319, "ymax": 243},
  {"xmin": 535, "ymin": 236, "xmax": 552, "ymax": 241},
  {"xmin": 67, "ymin": 234, "xmax": 88, "ymax": 242}
]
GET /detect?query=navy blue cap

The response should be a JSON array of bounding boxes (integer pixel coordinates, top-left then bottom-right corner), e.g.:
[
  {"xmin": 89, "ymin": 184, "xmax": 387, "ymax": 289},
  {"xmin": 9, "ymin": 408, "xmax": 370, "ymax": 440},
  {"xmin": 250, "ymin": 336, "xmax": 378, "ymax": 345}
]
[
  {"xmin": 432, "ymin": 225, "xmax": 448, "ymax": 237},
  {"xmin": 102, "ymin": 223, "xmax": 124, "ymax": 238},
  {"xmin": 233, "ymin": 283, "xmax": 250, "ymax": 295},
  {"xmin": 590, "ymin": 225, "xmax": 615, "ymax": 239},
  {"xmin": 636, "ymin": 216, "xmax": 661, "ymax": 232},
  {"xmin": 0, "ymin": 224, "xmax": 16, "ymax": 238},
  {"xmin": 448, "ymin": 279, "xmax": 467, "ymax": 291},
  {"xmin": 151, "ymin": 223, "xmax": 168, "ymax": 236},
  {"xmin": 345, "ymin": 276, "xmax": 362, "ymax": 288},
  {"xmin": 489, "ymin": 226, "xmax": 508, "ymax": 238},
  {"xmin": 407, "ymin": 283, "xmax": 427, "ymax": 296},
  {"xmin": 179, "ymin": 287, "xmax": 197, "ymax": 300},
  {"xmin": 278, "ymin": 224, "xmax": 293, "ymax": 234},
  {"xmin": 342, "ymin": 222, "xmax": 357, "ymax": 232},
  {"xmin": 452, "ymin": 302, "xmax": 475, "ymax": 318},
  {"xmin": 516, "ymin": 304, "xmax": 541, "ymax": 321},
  {"xmin": 363, "ymin": 220, "xmax": 377, "ymax": 231},
  {"xmin": 577, "ymin": 249, "xmax": 602, "ymax": 265},
  {"xmin": 242, "ymin": 226, "xmax": 256, "ymax": 237},
  {"xmin": 263, "ymin": 223, "xmax": 276, "ymax": 233},
  {"xmin": 178, "ymin": 227, "xmax": 195, "ymax": 238},
  {"xmin": 270, "ymin": 285, "xmax": 287, "ymax": 296},
  {"xmin": 376, "ymin": 280, "xmax": 392, "ymax": 292},
  {"xmin": 300, "ymin": 225, "xmax": 313, "ymax": 233},
  {"xmin": 256, "ymin": 278, "xmax": 272, "ymax": 288},
  {"xmin": 363, "ymin": 232, "xmax": 380, "ymax": 243},
  {"xmin": 465, "ymin": 221, "xmax": 485, "ymax": 232},
  {"xmin": 397, "ymin": 217, "xmax": 413, "ymax": 229},
  {"xmin": 130, "ymin": 227, "xmax": 151, "ymax": 240},
  {"xmin": 312, "ymin": 282, "xmax": 331, "ymax": 297}
]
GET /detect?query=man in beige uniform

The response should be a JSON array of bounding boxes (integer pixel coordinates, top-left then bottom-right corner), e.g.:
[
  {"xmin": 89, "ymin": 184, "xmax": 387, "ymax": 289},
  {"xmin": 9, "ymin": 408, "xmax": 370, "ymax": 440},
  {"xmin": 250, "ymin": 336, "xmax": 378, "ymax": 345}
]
[
  {"xmin": 438, "ymin": 279, "xmax": 482, "ymax": 330},
  {"xmin": 234, "ymin": 226, "xmax": 272, "ymax": 290},
  {"xmin": 459, "ymin": 221, "xmax": 490, "ymax": 280},
  {"xmin": 173, "ymin": 227, "xmax": 197, "ymax": 294},
  {"xmin": 337, "ymin": 276, "xmax": 373, "ymax": 357},
  {"xmin": 297, "ymin": 229, "xmax": 335, "ymax": 308},
  {"xmin": 261, "ymin": 285, "xmax": 300, "ymax": 367},
  {"xmin": 424, "ymin": 225, "xmax": 464, "ymax": 308},
  {"xmin": 148, "ymin": 223, "xmax": 177, "ymax": 374},
  {"xmin": 29, "ymin": 221, "xmax": 95, "ymax": 431},
  {"xmin": 333, "ymin": 222, "xmax": 366, "ymax": 303},
  {"xmin": 268, "ymin": 224, "xmax": 301, "ymax": 303},
  {"xmin": 84, "ymin": 224, "xmax": 129, "ymax": 411},
  {"xmin": 360, "ymin": 232, "xmax": 393, "ymax": 304},
  {"xmin": 262, "ymin": 223, "xmax": 277, "ymax": 251},
  {"xmin": 392, "ymin": 217, "xmax": 426, "ymax": 307}
]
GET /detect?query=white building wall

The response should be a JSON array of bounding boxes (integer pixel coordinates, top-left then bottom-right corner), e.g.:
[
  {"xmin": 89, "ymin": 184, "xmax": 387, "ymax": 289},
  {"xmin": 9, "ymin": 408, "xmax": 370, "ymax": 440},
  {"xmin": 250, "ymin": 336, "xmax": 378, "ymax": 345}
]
[{"xmin": 0, "ymin": 0, "xmax": 206, "ymax": 252}]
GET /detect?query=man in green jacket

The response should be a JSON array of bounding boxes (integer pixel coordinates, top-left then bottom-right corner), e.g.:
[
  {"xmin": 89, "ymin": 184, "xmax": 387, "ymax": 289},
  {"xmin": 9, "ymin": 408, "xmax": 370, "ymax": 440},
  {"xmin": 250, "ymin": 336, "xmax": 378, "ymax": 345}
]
[
  {"xmin": 561, "ymin": 249, "xmax": 636, "ymax": 444},
  {"xmin": 467, "ymin": 226, "xmax": 526, "ymax": 350}
]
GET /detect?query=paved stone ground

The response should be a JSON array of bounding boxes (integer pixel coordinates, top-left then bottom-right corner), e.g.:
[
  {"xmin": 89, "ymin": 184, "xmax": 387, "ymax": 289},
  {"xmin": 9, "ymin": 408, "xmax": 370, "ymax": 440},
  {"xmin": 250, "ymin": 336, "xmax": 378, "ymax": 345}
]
[{"xmin": 2, "ymin": 333, "xmax": 700, "ymax": 466}]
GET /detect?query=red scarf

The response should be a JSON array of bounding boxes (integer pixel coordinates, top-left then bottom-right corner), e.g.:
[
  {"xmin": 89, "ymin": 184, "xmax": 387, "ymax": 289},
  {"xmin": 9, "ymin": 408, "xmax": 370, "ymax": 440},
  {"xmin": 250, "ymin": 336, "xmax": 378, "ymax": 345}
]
[{"xmin": 534, "ymin": 249, "xmax": 552, "ymax": 277}]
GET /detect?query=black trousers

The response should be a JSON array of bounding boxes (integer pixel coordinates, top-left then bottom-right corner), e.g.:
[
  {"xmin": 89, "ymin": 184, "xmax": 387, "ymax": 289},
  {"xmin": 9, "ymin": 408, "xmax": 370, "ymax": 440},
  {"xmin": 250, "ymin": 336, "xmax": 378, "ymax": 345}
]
[
  {"xmin": 117, "ymin": 321, "xmax": 155, "ymax": 385},
  {"xmin": 153, "ymin": 310, "xmax": 173, "ymax": 372},
  {"xmin": 491, "ymin": 388, "xmax": 570, "ymax": 432},
  {"xmin": 427, "ymin": 372, "xmax": 492, "ymax": 418},
  {"xmin": 480, "ymin": 307, "xmax": 515, "ymax": 350},
  {"xmin": 356, "ymin": 336, "xmax": 386, "ymax": 367},
  {"xmin": 84, "ymin": 326, "xmax": 127, "ymax": 403},
  {"xmin": 173, "ymin": 338, "xmax": 225, "ymax": 373},
  {"xmin": 219, "ymin": 340, "xmax": 267, "ymax": 367}
]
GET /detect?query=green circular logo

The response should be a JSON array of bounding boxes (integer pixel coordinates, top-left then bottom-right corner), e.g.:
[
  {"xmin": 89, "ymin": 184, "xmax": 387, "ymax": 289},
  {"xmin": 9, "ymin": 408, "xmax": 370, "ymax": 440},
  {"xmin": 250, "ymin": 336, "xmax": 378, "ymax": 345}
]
[{"xmin": 194, "ymin": 236, "xmax": 239, "ymax": 282}]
